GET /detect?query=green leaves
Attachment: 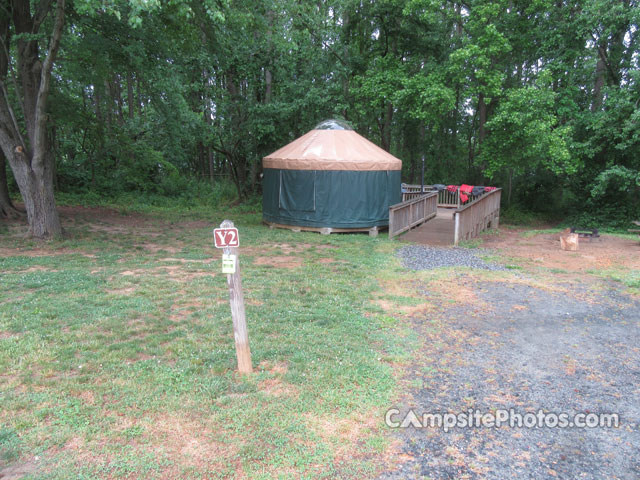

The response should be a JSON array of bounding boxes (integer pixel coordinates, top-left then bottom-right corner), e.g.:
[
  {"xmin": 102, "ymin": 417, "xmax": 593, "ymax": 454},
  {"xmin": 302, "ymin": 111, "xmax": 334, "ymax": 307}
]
[
  {"xmin": 73, "ymin": 0, "xmax": 225, "ymax": 28},
  {"xmin": 481, "ymin": 82, "xmax": 577, "ymax": 178},
  {"xmin": 590, "ymin": 165, "xmax": 640, "ymax": 199},
  {"xmin": 2, "ymin": 0, "xmax": 635, "ymax": 226},
  {"xmin": 397, "ymin": 72, "xmax": 455, "ymax": 126},
  {"xmin": 447, "ymin": 3, "xmax": 511, "ymax": 97}
]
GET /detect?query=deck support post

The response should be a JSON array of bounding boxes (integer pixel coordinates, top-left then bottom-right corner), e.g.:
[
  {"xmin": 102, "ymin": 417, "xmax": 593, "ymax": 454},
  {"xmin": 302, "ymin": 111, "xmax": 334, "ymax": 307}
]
[{"xmin": 454, "ymin": 212, "xmax": 460, "ymax": 246}]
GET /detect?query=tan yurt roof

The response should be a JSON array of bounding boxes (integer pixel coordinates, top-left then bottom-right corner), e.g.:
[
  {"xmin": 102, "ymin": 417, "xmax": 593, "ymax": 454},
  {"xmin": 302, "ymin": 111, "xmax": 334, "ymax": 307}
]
[{"xmin": 263, "ymin": 128, "xmax": 402, "ymax": 171}]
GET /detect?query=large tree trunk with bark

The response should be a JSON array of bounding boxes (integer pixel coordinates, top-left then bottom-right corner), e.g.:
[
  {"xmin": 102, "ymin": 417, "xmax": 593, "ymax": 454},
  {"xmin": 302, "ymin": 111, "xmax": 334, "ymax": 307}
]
[
  {"xmin": 0, "ymin": 0, "xmax": 64, "ymax": 238},
  {"xmin": 5, "ymin": 147, "xmax": 58, "ymax": 234},
  {"xmin": 0, "ymin": 1, "xmax": 19, "ymax": 220}
]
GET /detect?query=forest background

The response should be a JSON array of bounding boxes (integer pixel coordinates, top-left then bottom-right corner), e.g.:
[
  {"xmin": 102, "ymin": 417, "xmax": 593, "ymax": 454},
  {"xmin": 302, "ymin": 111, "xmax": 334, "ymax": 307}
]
[{"xmin": 0, "ymin": 0, "xmax": 638, "ymax": 237}]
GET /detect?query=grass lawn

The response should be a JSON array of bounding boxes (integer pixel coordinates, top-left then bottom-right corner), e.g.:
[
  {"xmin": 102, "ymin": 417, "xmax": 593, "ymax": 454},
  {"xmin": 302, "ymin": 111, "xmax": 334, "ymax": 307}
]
[{"xmin": 0, "ymin": 205, "xmax": 418, "ymax": 479}]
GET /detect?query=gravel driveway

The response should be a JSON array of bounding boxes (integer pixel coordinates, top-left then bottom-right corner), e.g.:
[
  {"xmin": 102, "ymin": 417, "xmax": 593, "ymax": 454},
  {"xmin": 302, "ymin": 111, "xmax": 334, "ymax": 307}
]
[{"xmin": 380, "ymin": 273, "xmax": 640, "ymax": 479}]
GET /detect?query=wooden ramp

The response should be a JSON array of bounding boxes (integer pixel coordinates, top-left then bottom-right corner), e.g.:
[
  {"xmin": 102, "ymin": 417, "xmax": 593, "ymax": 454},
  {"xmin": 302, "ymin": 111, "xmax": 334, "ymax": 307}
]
[{"xmin": 399, "ymin": 208, "xmax": 455, "ymax": 246}]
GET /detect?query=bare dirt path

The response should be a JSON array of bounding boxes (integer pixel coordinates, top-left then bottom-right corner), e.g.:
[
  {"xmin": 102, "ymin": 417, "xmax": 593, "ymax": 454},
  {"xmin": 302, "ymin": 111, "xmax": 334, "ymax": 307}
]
[{"xmin": 380, "ymin": 275, "xmax": 640, "ymax": 479}]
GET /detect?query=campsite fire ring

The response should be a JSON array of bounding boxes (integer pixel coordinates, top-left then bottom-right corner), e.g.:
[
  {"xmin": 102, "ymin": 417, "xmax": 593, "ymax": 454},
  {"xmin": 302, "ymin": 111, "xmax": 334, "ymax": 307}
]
[{"xmin": 570, "ymin": 227, "xmax": 600, "ymax": 239}]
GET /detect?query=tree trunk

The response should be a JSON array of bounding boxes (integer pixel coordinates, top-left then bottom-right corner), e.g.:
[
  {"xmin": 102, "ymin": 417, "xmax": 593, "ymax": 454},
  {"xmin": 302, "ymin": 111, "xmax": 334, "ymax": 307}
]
[
  {"xmin": 380, "ymin": 101, "xmax": 393, "ymax": 152},
  {"xmin": 113, "ymin": 75, "xmax": 124, "ymax": 126},
  {"xmin": 409, "ymin": 151, "xmax": 416, "ymax": 184},
  {"xmin": 0, "ymin": 7, "xmax": 19, "ymax": 220},
  {"xmin": 197, "ymin": 141, "xmax": 205, "ymax": 177},
  {"xmin": 592, "ymin": 42, "xmax": 606, "ymax": 112},
  {"xmin": 467, "ymin": 113, "xmax": 476, "ymax": 172},
  {"xmin": 136, "ymin": 74, "xmax": 143, "ymax": 117},
  {"xmin": 452, "ymin": 87, "xmax": 460, "ymax": 157},
  {"xmin": 127, "ymin": 71, "xmax": 135, "ymax": 120},
  {"xmin": 7, "ymin": 147, "xmax": 60, "ymax": 236},
  {"xmin": 103, "ymin": 80, "xmax": 113, "ymax": 135},
  {"xmin": 264, "ymin": 69, "xmax": 272, "ymax": 104},
  {"xmin": 477, "ymin": 92, "xmax": 487, "ymax": 145},
  {"xmin": 0, "ymin": 0, "xmax": 65, "ymax": 238},
  {"xmin": 0, "ymin": 151, "xmax": 20, "ymax": 218},
  {"xmin": 208, "ymin": 148, "xmax": 214, "ymax": 184},
  {"xmin": 93, "ymin": 86, "xmax": 104, "ymax": 188}
]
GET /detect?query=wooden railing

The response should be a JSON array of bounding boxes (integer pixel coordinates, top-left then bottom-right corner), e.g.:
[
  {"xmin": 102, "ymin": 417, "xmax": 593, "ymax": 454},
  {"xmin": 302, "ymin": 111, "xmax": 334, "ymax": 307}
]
[
  {"xmin": 401, "ymin": 184, "xmax": 436, "ymax": 202},
  {"xmin": 401, "ymin": 184, "xmax": 484, "ymax": 207},
  {"xmin": 389, "ymin": 192, "xmax": 438, "ymax": 238},
  {"xmin": 437, "ymin": 189, "xmax": 459, "ymax": 207},
  {"xmin": 453, "ymin": 188, "xmax": 501, "ymax": 245}
]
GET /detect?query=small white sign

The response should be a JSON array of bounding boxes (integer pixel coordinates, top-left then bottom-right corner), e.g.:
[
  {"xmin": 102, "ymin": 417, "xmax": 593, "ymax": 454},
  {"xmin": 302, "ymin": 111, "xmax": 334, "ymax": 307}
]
[{"xmin": 222, "ymin": 254, "xmax": 237, "ymax": 274}]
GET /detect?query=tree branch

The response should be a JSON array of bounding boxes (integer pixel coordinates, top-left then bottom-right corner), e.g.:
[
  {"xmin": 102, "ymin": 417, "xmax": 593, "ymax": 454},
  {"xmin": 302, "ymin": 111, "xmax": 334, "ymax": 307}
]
[
  {"xmin": 0, "ymin": 80, "xmax": 26, "ymax": 148},
  {"xmin": 33, "ymin": 0, "xmax": 53, "ymax": 32},
  {"xmin": 297, "ymin": 14, "xmax": 348, "ymax": 67},
  {"xmin": 591, "ymin": 33, "xmax": 620, "ymax": 86},
  {"xmin": 32, "ymin": 0, "xmax": 64, "ymax": 170}
]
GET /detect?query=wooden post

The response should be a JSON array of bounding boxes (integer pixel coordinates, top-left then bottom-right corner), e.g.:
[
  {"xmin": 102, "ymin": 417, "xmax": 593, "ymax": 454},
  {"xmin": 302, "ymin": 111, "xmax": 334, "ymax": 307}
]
[
  {"xmin": 220, "ymin": 220, "xmax": 252, "ymax": 374},
  {"xmin": 454, "ymin": 212, "xmax": 460, "ymax": 246}
]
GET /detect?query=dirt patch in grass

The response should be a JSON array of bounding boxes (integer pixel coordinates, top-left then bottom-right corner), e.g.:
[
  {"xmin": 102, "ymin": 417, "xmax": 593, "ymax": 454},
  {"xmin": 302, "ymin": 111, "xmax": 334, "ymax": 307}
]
[
  {"xmin": 164, "ymin": 267, "xmax": 213, "ymax": 281},
  {"xmin": 426, "ymin": 279, "xmax": 484, "ymax": 307},
  {"xmin": 253, "ymin": 256, "xmax": 304, "ymax": 268},
  {"xmin": 60, "ymin": 417, "xmax": 239, "ymax": 479},
  {"xmin": 120, "ymin": 269, "xmax": 143, "ymax": 276},
  {"xmin": 256, "ymin": 361, "xmax": 296, "ymax": 397},
  {"xmin": 373, "ymin": 278, "xmax": 432, "ymax": 318},
  {"xmin": 159, "ymin": 257, "xmax": 213, "ymax": 264},
  {"xmin": 482, "ymin": 230, "xmax": 640, "ymax": 273},
  {"xmin": 140, "ymin": 243, "xmax": 184, "ymax": 254},
  {"xmin": 59, "ymin": 205, "xmax": 145, "ymax": 222},
  {"xmin": 118, "ymin": 266, "xmax": 214, "ymax": 281},
  {"xmin": 87, "ymin": 224, "xmax": 133, "ymax": 235},
  {"xmin": 0, "ymin": 457, "xmax": 41, "ymax": 480},
  {"xmin": 271, "ymin": 243, "xmax": 313, "ymax": 254},
  {"xmin": 377, "ymin": 278, "xmax": 423, "ymax": 300},
  {"xmin": 106, "ymin": 286, "xmax": 137, "ymax": 296},
  {"xmin": 143, "ymin": 415, "xmax": 242, "ymax": 474},
  {"xmin": 258, "ymin": 377, "xmax": 298, "ymax": 397},
  {"xmin": 315, "ymin": 244, "xmax": 338, "ymax": 249},
  {"xmin": 76, "ymin": 390, "xmax": 97, "ymax": 405},
  {"xmin": 374, "ymin": 276, "xmax": 485, "ymax": 320},
  {"xmin": 269, "ymin": 243, "xmax": 337, "ymax": 254},
  {"xmin": 258, "ymin": 360, "xmax": 289, "ymax": 375},
  {"xmin": 175, "ymin": 220, "xmax": 210, "ymax": 229},
  {"xmin": 305, "ymin": 409, "xmax": 381, "ymax": 461},
  {"xmin": 0, "ymin": 247, "xmax": 85, "ymax": 258},
  {"xmin": 16, "ymin": 266, "xmax": 60, "ymax": 273},
  {"xmin": 317, "ymin": 258, "xmax": 336, "ymax": 264},
  {"xmin": 170, "ymin": 300, "xmax": 205, "ymax": 321}
]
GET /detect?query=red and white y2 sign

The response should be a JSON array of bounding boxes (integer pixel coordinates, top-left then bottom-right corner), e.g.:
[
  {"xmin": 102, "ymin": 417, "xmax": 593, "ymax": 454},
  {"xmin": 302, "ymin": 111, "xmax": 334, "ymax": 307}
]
[{"xmin": 213, "ymin": 228, "xmax": 239, "ymax": 248}]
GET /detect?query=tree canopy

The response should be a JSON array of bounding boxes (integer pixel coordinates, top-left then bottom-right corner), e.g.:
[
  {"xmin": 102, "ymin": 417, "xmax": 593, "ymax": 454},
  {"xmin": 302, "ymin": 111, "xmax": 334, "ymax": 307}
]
[{"xmin": 1, "ymin": 0, "xmax": 638, "ymax": 234}]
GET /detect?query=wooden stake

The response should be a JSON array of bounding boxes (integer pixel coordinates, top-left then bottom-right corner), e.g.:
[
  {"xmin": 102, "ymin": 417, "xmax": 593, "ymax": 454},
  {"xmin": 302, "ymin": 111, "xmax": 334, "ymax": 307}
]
[{"xmin": 220, "ymin": 220, "xmax": 252, "ymax": 374}]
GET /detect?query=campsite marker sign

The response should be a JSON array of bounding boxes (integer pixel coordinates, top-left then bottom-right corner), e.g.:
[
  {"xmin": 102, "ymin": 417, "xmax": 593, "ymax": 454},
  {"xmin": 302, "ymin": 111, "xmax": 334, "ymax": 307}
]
[
  {"xmin": 214, "ymin": 227, "xmax": 239, "ymax": 248},
  {"xmin": 214, "ymin": 220, "xmax": 252, "ymax": 374}
]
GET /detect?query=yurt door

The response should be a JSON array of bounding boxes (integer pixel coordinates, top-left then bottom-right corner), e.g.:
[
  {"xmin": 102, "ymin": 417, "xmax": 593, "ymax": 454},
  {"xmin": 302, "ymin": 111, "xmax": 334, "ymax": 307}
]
[{"xmin": 279, "ymin": 170, "xmax": 316, "ymax": 213}]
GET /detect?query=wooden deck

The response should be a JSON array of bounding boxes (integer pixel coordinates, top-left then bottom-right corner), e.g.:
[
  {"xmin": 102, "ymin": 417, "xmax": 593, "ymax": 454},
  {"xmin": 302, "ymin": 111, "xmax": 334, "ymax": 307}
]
[{"xmin": 399, "ymin": 207, "xmax": 455, "ymax": 246}]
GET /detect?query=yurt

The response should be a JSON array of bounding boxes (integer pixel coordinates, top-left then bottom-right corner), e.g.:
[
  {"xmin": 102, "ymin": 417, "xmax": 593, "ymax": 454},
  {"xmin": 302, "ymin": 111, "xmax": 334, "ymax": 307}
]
[{"xmin": 262, "ymin": 120, "xmax": 402, "ymax": 232}]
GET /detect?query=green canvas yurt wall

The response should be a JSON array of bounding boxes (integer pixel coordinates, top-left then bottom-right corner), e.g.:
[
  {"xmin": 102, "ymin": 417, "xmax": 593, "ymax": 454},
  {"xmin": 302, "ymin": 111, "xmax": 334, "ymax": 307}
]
[{"xmin": 262, "ymin": 121, "xmax": 402, "ymax": 230}]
